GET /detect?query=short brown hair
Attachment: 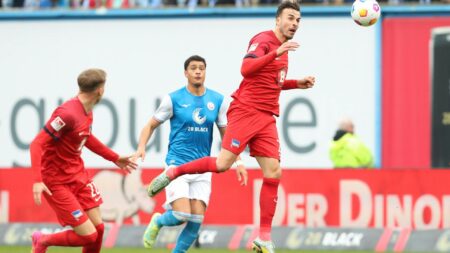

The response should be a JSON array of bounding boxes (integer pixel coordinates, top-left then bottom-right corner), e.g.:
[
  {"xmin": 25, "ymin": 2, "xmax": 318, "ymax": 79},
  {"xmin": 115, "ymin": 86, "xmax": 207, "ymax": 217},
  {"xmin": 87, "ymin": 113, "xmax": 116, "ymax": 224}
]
[
  {"xmin": 276, "ymin": 0, "xmax": 300, "ymax": 18},
  {"xmin": 77, "ymin": 68, "xmax": 107, "ymax": 92},
  {"xmin": 184, "ymin": 55, "xmax": 206, "ymax": 70}
]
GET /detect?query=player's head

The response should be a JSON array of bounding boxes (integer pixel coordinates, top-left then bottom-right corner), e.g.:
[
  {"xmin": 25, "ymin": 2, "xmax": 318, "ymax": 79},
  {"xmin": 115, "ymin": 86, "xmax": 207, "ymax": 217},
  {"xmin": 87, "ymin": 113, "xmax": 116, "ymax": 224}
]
[
  {"xmin": 275, "ymin": 1, "xmax": 301, "ymax": 41},
  {"xmin": 77, "ymin": 68, "xmax": 107, "ymax": 104},
  {"xmin": 184, "ymin": 55, "xmax": 206, "ymax": 88}
]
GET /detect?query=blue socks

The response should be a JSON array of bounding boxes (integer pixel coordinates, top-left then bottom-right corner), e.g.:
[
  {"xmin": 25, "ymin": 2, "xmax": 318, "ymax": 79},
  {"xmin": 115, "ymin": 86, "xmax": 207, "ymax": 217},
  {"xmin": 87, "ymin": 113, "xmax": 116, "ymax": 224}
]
[
  {"xmin": 156, "ymin": 210, "xmax": 204, "ymax": 253},
  {"xmin": 173, "ymin": 214, "xmax": 203, "ymax": 253},
  {"xmin": 156, "ymin": 210, "xmax": 190, "ymax": 227}
]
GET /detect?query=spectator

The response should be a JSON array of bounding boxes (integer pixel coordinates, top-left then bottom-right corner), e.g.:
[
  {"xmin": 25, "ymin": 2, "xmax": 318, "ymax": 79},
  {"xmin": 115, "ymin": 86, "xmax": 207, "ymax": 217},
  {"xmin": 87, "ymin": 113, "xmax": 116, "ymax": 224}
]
[{"xmin": 329, "ymin": 118, "xmax": 374, "ymax": 169}]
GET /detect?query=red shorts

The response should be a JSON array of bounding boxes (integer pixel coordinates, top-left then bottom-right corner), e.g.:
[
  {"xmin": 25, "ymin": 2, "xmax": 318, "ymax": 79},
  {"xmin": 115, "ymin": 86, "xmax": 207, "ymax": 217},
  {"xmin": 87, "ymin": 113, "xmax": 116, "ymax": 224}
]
[
  {"xmin": 222, "ymin": 101, "xmax": 280, "ymax": 160},
  {"xmin": 43, "ymin": 179, "xmax": 103, "ymax": 227}
]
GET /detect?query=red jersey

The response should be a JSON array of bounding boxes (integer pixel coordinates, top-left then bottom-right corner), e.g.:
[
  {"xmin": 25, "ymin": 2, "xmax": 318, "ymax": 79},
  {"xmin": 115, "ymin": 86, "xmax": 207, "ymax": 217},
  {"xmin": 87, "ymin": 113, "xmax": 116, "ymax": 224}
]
[
  {"xmin": 232, "ymin": 30, "xmax": 290, "ymax": 116},
  {"xmin": 41, "ymin": 97, "xmax": 93, "ymax": 185}
]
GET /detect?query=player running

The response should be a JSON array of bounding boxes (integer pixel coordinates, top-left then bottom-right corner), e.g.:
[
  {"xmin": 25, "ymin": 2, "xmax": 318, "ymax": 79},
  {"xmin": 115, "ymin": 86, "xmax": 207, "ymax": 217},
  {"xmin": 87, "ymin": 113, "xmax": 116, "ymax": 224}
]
[
  {"xmin": 135, "ymin": 55, "xmax": 247, "ymax": 252},
  {"xmin": 30, "ymin": 68, "xmax": 137, "ymax": 253},
  {"xmin": 148, "ymin": 2, "xmax": 315, "ymax": 253}
]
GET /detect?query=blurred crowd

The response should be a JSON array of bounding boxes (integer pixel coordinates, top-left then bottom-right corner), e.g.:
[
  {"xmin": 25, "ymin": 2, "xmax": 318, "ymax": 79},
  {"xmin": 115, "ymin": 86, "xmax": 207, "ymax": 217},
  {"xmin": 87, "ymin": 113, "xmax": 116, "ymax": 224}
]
[{"xmin": 0, "ymin": 0, "xmax": 448, "ymax": 10}]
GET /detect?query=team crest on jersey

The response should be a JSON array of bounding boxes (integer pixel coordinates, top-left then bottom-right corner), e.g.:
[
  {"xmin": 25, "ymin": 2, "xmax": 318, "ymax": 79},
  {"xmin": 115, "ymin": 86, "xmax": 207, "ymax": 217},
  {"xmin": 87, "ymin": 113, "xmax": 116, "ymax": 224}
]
[
  {"xmin": 207, "ymin": 102, "xmax": 215, "ymax": 111},
  {"xmin": 50, "ymin": 116, "xmax": 66, "ymax": 132},
  {"xmin": 192, "ymin": 108, "xmax": 206, "ymax": 125},
  {"xmin": 231, "ymin": 138, "xmax": 240, "ymax": 148},
  {"xmin": 71, "ymin": 209, "xmax": 83, "ymax": 220},
  {"xmin": 248, "ymin": 43, "xmax": 259, "ymax": 52}
]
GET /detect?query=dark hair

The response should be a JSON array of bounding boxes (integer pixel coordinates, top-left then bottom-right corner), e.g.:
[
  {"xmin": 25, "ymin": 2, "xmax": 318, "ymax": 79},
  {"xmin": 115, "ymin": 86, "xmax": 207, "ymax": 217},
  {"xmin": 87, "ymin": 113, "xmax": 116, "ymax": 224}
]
[
  {"xmin": 77, "ymin": 68, "xmax": 106, "ymax": 92},
  {"xmin": 276, "ymin": 0, "xmax": 300, "ymax": 18},
  {"xmin": 184, "ymin": 55, "xmax": 206, "ymax": 70}
]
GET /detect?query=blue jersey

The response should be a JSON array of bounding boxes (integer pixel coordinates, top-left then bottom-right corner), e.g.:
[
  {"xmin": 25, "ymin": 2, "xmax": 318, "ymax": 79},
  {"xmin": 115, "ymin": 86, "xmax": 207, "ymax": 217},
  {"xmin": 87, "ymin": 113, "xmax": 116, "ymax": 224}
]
[{"xmin": 153, "ymin": 86, "xmax": 227, "ymax": 166}]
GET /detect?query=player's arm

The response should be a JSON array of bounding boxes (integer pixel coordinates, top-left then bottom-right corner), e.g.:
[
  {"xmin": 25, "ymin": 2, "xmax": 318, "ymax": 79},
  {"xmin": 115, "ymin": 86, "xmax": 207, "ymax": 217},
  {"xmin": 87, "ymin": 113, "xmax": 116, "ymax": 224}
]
[
  {"xmin": 85, "ymin": 134, "xmax": 119, "ymax": 162},
  {"xmin": 85, "ymin": 135, "xmax": 137, "ymax": 173},
  {"xmin": 135, "ymin": 118, "xmax": 162, "ymax": 162},
  {"xmin": 241, "ymin": 40, "xmax": 300, "ymax": 77},
  {"xmin": 282, "ymin": 76, "xmax": 316, "ymax": 90},
  {"xmin": 30, "ymin": 130, "xmax": 53, "ymax": 205},
  {"xmin": 241, "ymin": 50, "xmax": 277, "ymax": 77},
  {"xmin": 30, "ymin": 108, "xmax": 74, "ymax": 205},
  {"xmin": 134, "ymin": 95, "xmax": 173, "ymax": 162}
]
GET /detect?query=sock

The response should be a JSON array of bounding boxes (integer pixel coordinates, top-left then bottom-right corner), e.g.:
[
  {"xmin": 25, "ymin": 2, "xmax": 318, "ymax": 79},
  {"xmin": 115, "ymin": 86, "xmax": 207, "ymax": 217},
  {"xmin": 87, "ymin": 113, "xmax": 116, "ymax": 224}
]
[
  {"xmin": 173, "ymin": 215, "xmax": 203, "ymax": 253},
  {"xmin": 82, "ymin": 223, "xmax": 104, "ymax": 253},
  {"xmin": 40, "ymin": 230, "xmax": 98, "ymax": 247},
  {"xmin": 259, "ymin": 177, "xmax": 280, "ymax": 241},
  {"xmin": 157, "ymin": 210, "xmax": 190, "ymax": 227},
  {"xmin": 166, "ymin": 157, "xmax": 219, "ymax": 180}
]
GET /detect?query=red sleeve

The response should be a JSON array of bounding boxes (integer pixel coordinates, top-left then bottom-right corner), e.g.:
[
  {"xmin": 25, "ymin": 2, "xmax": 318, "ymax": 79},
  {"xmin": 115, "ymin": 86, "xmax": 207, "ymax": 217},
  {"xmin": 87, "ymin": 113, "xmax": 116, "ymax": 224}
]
[
  {"xmin": 85, "ymin": 134, "xmax": 119, "ymax": 162},
  {"xmin": 240, "ymin": 33, "xmax": 278, "ymax": 77},
  {"xmin": 241, "ymin": 50, "xmax": 277, "ymax": 78},
  {"xmin": 30, "ymin": 130, "xmax": 53, "ymax": 182},
  {"xmin": 282, "ymin": 79, "xmax": 298, "ymax": 90},
  {"xmin": 43, "ymin": 107, "xmax": 73, "ymax": 140}
]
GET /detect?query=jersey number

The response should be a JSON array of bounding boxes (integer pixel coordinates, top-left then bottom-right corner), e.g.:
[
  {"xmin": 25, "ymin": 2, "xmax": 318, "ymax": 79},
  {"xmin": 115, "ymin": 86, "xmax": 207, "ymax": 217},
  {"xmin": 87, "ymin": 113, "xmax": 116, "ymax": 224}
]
[
  {"xmin": 87, "ymin": 182, "xmax": 101, "ymax": 201},
  {"xmin": 278, "ymin": 69, "xmax": 286, "ymax": 86}
]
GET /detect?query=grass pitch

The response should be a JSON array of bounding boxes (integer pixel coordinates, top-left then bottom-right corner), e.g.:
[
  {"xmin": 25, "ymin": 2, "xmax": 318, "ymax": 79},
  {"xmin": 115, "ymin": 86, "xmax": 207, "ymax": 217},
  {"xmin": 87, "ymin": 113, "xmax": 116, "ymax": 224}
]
[{"xmin": 0, "ymin": 246, "xmax": 386, "ymax": 253}]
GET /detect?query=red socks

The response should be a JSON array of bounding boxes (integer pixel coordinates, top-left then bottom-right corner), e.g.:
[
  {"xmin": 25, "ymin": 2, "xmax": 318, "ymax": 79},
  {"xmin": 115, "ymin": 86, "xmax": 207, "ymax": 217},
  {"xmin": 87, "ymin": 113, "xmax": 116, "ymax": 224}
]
[
  {"xmin": 259, "ymin": 177, "xmax": 280, "ymax": 241},
  {"xmin": 82, "ymin": 223, "xmax": 105, "ymax": 253},
  {"xmin": 40, "ymin": 229, "xmax": 98, "ymax": 247},
  {"xmin": 167, "ymin": 157, "xmax": 219, "ymax": 180}
]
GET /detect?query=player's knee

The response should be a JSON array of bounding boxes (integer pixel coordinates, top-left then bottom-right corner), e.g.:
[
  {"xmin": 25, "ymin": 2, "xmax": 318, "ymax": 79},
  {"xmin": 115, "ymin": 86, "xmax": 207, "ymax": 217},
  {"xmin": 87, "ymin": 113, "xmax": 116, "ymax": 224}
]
[
  {"xmin": 216, "ymin": 161, "xmax": 230, "ymax": 172},
  {"xmin": 82, "ymin": 231, "xmax": 98, "ymax": 244},
  {"xmin": 188, "ymin": 214, "xmax": 204, "ymax": 224},
  {"xmin": 216, "ymin": 164, "xmax": 230, "ymax": 172},
  {"xmin": 96, "ymin": 223, "xmax": 105, "ymax": 236},
  {"xmin": 215, "ymin": 160, "xmax": 231, "ymax": 172},
  {"xmin": 264, "ymin": 166, "xmax": 282, "ymax": 179},
  {"xmin": 172, "ymin": 211, "xmax": 192, "ymax": 223}
]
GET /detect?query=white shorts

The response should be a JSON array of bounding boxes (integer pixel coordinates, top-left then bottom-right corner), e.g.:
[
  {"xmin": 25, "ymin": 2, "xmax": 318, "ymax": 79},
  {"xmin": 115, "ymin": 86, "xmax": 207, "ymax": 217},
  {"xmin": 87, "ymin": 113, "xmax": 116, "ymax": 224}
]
[{"xmin": 163, "ymin": 164, "xmax": 212, "ymax": 210}]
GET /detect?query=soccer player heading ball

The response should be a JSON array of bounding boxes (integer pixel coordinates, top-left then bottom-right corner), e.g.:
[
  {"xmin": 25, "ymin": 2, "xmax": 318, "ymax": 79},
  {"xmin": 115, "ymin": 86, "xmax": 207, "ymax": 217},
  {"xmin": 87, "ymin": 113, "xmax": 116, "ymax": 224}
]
[{"xmin": 148, "ymin": 1, "xmax": 315, "ymax": 253}]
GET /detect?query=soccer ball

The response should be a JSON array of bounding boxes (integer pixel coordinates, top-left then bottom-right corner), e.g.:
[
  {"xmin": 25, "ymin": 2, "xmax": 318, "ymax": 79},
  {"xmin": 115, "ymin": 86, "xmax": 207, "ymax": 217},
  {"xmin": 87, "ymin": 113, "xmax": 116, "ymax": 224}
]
[{"xmin": 351, "ymin": 0, "xmax": 381, "ymax": 27}]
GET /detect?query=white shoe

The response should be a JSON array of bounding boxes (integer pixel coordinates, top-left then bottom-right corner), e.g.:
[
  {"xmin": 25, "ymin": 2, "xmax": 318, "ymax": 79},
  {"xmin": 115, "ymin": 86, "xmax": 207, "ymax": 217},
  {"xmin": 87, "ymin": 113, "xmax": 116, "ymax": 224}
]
[
  {"xmin": 142, "ymin": 212, "xmax": 162, "ymax": 248},
  {"xmin": 252, "ymin": 237, "xmax": 275, "ymax": 253}
]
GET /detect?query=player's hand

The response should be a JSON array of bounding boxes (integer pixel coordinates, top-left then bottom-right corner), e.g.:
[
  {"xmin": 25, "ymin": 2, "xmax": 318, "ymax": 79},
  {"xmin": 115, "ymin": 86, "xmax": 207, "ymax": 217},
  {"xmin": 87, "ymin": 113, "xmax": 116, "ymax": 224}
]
[
  {"xmin": 133, "ymin": 148, "xmax": 146, "ymax": 162},
  {"xmin": 236, "ymin": 164, "xmax": 248, "ymax": 186},
  {"xmin": 33, "ymin": 182, "xmax": 52, "ymax": 205},
  {"xmin": 297, "ymin": 76, "xmax": 315, "ymax": 89},
  {"xmin": 276, "ymin": 41, "xmax": 299, "ymax": 57},
  {"xmin": 115, "ymin": 155, "xmax": 138, "ymax": 174}
]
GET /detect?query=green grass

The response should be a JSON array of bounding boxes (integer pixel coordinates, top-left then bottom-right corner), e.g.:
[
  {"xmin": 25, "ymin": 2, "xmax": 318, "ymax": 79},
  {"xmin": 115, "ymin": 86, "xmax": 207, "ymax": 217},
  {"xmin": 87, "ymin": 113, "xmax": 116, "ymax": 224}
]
[{"xmin": 0, "ymin": 246, "xmax": 381, "ymax": 253}]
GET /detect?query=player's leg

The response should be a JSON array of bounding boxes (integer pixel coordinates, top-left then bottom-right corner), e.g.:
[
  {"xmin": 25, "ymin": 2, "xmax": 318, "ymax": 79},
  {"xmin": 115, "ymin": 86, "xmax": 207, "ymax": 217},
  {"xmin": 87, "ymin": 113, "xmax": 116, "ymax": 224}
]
[
  {"xmin": 249, "ymin": 116, "xmax": 280, "ymax": 253},
  {"xmin": 251, "ymin": 156, "xmax": 280, "ymax": 253},
  {"xmin": 173, "ymin": 200, "xmax": 205, "ymax": 253},
  {"xmin": 148, "ymin": 149, "xmax": 239, "ymax": 197},
  {"xmin": 148, "ymin": 105, "xmax": 253, "ymax": 197},
  {"xmin": 143, "ymin": 198, "xmax": 192, "ymax": 248},
  {"xmin": 82, "ymin": 207, "xmax": 104, "ymax": 253},
  {"xmin": 167, "ymin": 148, "xmax": 238, "ymax": 178},
  {"xmin": 144, "ymin": 176, "xmax": 191, "ymax": 248},
  {"xmin": 32, "ymin": 183, "xmax": 101, "ymax": 253},
  {"xmin": 256, "ymin": 156, "xmax": 281, "ymax": 238},
  {"xmin": 32, "ymin": 220, "xmax": 98, "ymax": 253},
  {"xmin": 173, "ymin": 177, "xmax": 210, "ymax": 253},
  {"xmin": 74, "ymin": 180, "xmax": 105, "ymax": 253}
]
